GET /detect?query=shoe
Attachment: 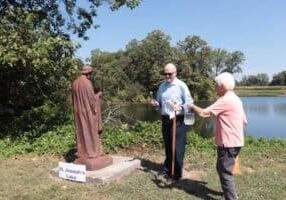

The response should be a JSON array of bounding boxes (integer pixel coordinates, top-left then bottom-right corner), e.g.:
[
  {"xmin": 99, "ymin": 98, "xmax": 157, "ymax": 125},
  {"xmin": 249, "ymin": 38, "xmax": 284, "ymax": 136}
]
[
  {"xmin": 158, "ymin": 169, "xmax": 169, "ymax": 176},
  {"xmin": 172, "ymin": 175, "xmax": 181, "ymax": 181}
]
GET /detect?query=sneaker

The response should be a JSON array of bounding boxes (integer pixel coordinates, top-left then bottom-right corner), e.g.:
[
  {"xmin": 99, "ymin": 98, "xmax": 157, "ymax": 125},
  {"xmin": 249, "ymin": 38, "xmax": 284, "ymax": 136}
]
[
  {"xmin": 158, "ymin": 169, "xmax": 169, "ymax": 176},
  {"xmin": 172, "ymin": 175, "xmax": 182, "ymax": 181}
]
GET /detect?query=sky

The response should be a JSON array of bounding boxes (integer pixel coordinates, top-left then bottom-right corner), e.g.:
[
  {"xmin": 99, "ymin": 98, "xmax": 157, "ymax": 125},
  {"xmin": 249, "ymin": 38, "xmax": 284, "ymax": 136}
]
[{"xmin": 73, "ymin": 0, "xmax": 286, "ymax": 80}]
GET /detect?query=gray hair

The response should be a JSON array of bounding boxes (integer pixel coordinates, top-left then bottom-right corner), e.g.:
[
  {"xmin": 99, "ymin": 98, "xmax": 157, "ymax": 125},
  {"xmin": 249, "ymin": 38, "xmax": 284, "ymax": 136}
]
[{"xmin": 215, "ymin": 72, "xmax": 235, "ymax": 90}]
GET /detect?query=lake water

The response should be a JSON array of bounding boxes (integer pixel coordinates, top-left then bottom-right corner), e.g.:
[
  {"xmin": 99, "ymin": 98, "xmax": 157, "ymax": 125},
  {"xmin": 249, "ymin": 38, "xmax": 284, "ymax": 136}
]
[
  {"xmin": 241, "ymin": 96, "xmax": 286, "ymax": 139},
  {"xmin": 121, "ymin": 96, "xmax": 286, "ymax": 139}
]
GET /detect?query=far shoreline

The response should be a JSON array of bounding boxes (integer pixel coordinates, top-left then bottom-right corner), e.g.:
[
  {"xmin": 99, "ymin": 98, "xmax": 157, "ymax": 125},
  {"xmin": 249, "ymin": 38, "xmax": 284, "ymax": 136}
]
[{"xmin": 235, "ymin": 85, "xmax": 286, "ymax": 96}]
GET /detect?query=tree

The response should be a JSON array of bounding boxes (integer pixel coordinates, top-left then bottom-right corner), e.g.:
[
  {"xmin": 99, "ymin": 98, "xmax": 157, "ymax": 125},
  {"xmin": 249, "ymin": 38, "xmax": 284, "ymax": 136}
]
[
  {"xmin": 256, "ymin": 73, "xmax": 269, "ymax": 85},
  {"xmin": 125, "ymin": 30, "xmax": 174, "ymax": 92},
  {"xmin": 270, "ymin": 71, "xmax": 286, "ymax": 85},
  {"xmin": 0, "ymin": 0, "xmax": 141, "ymax": 119},
  {"xmin": 90, "ymin": 49, "xmax": 130, "ymax": 99},
  {"xmin": 177, "ymin": 35, "xmax": 212, "ymax": 75},
  {"xmin": 224, "ymin": 51, "xmax": 245, "ymax": 74},
  {"xmin": 211, "ymin": 48, "xmax": 229, "ymax": 76},
  {"xmin": 176, "ymin": 35, "xmax": 215, "ymax": 99},
  {"xmin": 240, "ymin": 73, "xmax": 269, "ymax": 86},
  {"xmin": 0, "ymin": 8, "xmax": 79, "ymax": 115},
  {"xmin": 0, "ymin": 0, "xmax": 141, "ymax": 39}
]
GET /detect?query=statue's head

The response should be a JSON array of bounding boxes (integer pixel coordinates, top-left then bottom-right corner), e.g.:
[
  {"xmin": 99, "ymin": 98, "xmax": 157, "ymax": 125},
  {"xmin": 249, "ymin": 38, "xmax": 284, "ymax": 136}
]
[{"xmin": 81, "ymin": 65, "xmax": 93, "ymax": 75}]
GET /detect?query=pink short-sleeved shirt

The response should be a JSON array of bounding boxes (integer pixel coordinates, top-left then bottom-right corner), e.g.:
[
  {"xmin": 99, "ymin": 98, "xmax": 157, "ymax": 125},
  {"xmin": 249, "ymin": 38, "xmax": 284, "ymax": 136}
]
[{"xmin": 205, "ymin": 91, "xmax": 247, "ymax": 147}]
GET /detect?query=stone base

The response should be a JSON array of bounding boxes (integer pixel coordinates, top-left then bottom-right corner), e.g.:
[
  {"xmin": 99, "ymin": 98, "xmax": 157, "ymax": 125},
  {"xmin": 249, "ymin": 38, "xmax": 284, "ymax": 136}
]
[
  {"xmin": 74, "ymin": 155, "xmax": 113, "ymax": 171},
  {"xmin": 51, "ymin": 156, "xmax": 141, "ymax": 186}
]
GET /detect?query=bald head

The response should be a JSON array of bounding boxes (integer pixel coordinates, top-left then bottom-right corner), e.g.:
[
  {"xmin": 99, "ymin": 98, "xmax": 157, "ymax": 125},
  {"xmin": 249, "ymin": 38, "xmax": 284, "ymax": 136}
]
[
  {"xmin": 164, "ymin": 63, "xmax": 177, "ymax": 73},
  {"xmin": 164, "ymin": 63, "xmax": 177, "ymax": 82}
]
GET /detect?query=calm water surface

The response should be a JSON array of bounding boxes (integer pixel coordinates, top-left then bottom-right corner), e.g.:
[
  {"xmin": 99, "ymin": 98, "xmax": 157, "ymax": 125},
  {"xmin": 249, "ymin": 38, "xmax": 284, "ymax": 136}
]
[
  {"xmin": 242, "ymin": 96, "xmax": 286, "ymax": 139},
  {"xmin": 122, "ymin": 96, "xmax": 286, "ymax": 139}
]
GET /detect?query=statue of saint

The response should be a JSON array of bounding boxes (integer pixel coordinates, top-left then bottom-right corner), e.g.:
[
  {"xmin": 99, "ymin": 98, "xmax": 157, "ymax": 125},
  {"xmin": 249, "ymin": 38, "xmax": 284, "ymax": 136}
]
[{"xmin": 72, "ymin": 64, "xmax": 112, "ymax": 170}]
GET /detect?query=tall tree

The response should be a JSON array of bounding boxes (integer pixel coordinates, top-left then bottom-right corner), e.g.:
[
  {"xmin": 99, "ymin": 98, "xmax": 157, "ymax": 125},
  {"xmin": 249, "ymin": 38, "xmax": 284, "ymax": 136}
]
[
  {"xmin": 0, "ymin": 8, "xmax": 78, "ymax": 114},
  {"xmin": 0, "ymin": 0, "xmax": 141, "ymax": 39},
  {"xmin": 125, "ymin": 30, "xmax": 174, "ymax": 92},
  {"xmin": 211, "ymin": 48, "xmax": 229, "ymax": 76},
  {"xmin": 177, "ymin": 35, "xmax": 212, "ymax": 75},
  {"xmin": 90, "ymin": 49, "xmax": 129, "ymax": 98},
  {"xmin": 224, "ymin": 51, "xmax": 245, "ymax": 74},
  {"xmin": 0, "ymin": 0, "xmax": 141, "ymax": 116},
  {"xmin": 176, "ymin": 35, "xmax": 214, "ymax": 100}
]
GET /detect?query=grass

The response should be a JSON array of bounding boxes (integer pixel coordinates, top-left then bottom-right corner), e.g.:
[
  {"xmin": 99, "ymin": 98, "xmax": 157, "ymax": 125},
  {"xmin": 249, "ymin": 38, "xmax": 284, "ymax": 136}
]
[
  {"xmin": 235, "ymin": 86, "xmax": 286, "ymax": 96},
  {"xmin": 0, "ymin": 140, "xmax": 286, "ymax": 200},
  {"xmin": 0, "ymin": 121, "xmax": 286, "ymax": 199}
]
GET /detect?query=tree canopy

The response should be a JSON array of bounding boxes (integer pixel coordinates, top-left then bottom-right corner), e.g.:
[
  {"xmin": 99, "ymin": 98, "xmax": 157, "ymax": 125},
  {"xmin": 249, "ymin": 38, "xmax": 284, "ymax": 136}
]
[
  {"xmin": 240, "ymin": 73, "xmax": 269, "ymax": 86},
  {"xmin": 0, "ymin": 0, "xmax": 141, "ymax": 39},
  {"xmin": 270, "ymin": 71, "xmax": 286, "ymax": 85},
  {"xmin": 0, "ymin": 0, "xmax": 141, "ymax": 118},
  {"xmin": 89, "ymin": 32, "xmax": 246, "ymax": 101}
]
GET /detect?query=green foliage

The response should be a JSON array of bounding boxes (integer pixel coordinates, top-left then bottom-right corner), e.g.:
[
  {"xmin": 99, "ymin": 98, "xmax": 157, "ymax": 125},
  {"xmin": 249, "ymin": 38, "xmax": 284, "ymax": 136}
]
[
  {"xmin": 0, "ymin": 7, "xmax": 79, "ymax": 116},
  {"xmin": 211, "ymin": 48, "xmax": 229, "ymax": 76},
  {"xmin": 186, "ymin": 131, "xmax": 215, "ymax": 152},
  {"xmin": 0, "ymin": 0, "xmax": 141, "ymax": 139},
  {"xmin": 0, "ymin": 124, "xmax": 75, "ymax": 158},
  {"xmin": 90, "ymin": 50, "xmax": 130, "ymax": 98},
  {"xmin": 0, "ymin": 101, "xmax": 73, "ymax": 139},
  {"xmin": 102, "ymin": 121, "xmax": 163, "ymax": 153},
  {"xmin": 32, "ymin": 125, "xmax": 75, "ymax": 155},
  {"xmin": 125, "ymin": 30, "xmax": 174, "ymax": 92},
  {"xmin": 1, "ymin": 121, "xmax": 286, "ymax": 160},
  {"xmin": 224, "ymin": 51, "xmax": 245, "ymax": 74},
  {"xmin": 176, "ymin": 35, "xmax": 215, "ymax": 100},
  {"xmin": 244, "ymin": 135, "xmax": 286, "ymax": 154},
  {"xmin": 0, "ymin": 0, "xmax": 141, "ymax": 39},
  {"xmin": 239, "ymin": 73, "xmax": 269, "ymax": 86},
  {"xmin": 88, "ymin": 32, "xmax": 245, "ymax": 102},
  {"xmin": 270, "ymin": 70, "xmax": 286, "ymax": 85}
]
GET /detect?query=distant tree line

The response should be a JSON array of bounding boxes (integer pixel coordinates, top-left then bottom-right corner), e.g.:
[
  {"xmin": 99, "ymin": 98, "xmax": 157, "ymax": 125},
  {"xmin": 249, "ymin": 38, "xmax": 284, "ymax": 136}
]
[{"xmin": 239, "ymin": 71, "xmax": 286, "ymax": 86}]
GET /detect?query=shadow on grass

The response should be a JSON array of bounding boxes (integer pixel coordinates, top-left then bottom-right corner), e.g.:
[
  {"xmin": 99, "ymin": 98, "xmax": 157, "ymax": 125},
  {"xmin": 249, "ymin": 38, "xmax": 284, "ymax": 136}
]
[{"xmin": 140, "ymin": 158, "xmax": 223, "ymax": 200}]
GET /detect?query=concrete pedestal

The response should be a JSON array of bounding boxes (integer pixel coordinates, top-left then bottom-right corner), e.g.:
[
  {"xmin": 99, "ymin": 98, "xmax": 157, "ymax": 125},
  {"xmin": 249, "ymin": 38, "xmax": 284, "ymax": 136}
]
[{"xmin": 51, "ymin": 156, "xmax": 141, "ymax": 186}]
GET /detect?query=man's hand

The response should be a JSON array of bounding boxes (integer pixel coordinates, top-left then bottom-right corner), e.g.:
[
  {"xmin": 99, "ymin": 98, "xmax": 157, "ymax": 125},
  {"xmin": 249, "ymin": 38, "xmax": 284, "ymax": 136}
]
[
  {"xmin": 149, "ymin": 99, "xmax": 159, "ymax": 107},
  {"xmin": 173, "ymin": 104, "xmax": 182, "ymax": 112},
  {"xmin": 188, "ymin": 103, "xmax": 194, "ymax": 109},
  {"xmin": 188, "ymin": 103, "xmax": 211, "ymax": 118}
]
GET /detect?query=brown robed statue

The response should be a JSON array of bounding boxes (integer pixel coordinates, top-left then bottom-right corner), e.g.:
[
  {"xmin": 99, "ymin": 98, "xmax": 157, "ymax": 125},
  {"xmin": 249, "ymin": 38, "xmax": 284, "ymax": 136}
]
[{"xmin": 72, "ymin": 64, "xmax": 112, "ymax": 171}]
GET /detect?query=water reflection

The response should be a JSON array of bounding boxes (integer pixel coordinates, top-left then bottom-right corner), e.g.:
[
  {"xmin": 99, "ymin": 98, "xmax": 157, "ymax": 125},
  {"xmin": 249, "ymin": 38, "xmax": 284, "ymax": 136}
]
[
  {"xmin": 243, "ymin": 104, "xmax": 270, "ymax": 115},
  {"xmin": 273, "ymin": 102, "xmax": 286, "ymax": 116},
  {"xmin": 241, "ymin": 96, "xmax": 286, "ymax": 139},
  {"xmin": 119, "ymin": 96, "xmax": 286, "ymax": 139}
]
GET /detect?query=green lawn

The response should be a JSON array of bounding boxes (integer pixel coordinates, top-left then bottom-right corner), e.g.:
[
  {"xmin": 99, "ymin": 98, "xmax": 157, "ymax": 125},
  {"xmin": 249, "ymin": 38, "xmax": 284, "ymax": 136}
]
[
  {"xmin": 1, "ymin": 121, "xmax": 285, "ymax": 200},
  {"xmin": 0, "ymin": 144, "xmax": 285, "ymax": 200}
]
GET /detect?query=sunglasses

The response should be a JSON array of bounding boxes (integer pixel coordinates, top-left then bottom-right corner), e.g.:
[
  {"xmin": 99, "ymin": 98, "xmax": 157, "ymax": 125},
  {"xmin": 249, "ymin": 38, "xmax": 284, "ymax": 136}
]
[{"xmin": 164, "ymin": 72, "xmax": 174, "ymax": 76}]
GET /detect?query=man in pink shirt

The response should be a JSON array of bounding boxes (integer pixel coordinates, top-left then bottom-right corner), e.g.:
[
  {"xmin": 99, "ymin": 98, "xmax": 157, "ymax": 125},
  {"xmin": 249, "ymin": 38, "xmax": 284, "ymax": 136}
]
[{"xmin": 189, "ymin": 72, "xmax": 247, "ymax": 200}]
